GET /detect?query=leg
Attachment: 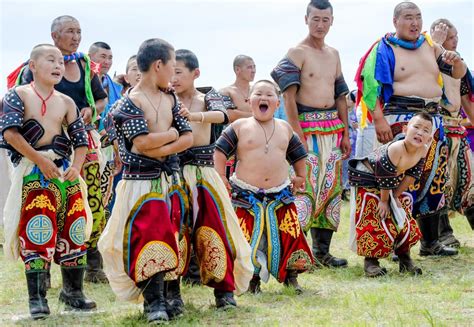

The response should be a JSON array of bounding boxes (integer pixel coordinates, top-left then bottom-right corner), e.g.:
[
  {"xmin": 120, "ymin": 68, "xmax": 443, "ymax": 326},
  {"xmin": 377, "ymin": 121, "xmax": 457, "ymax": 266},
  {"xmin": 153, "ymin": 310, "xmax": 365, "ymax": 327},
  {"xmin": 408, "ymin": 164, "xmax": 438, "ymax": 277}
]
[
  {"xmin": 417, "ymin": 212, "xmax": 458, "ymax": 256},
  {"xmin": 438, "ymin": 207, "xmax": 460, "ymax": 248},
  {"xmin": 139, "ymin": 273, "xmax": 169, "ymax": 323},
  {"xmin": 311, "ymin": 228, "xmax": 348, "ymax": 268}
]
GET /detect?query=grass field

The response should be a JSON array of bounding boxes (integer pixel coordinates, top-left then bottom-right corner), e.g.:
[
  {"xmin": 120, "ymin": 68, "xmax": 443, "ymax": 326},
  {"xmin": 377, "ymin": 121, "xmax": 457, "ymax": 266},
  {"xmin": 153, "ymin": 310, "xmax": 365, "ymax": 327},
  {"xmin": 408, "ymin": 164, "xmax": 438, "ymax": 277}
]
[{"xmin": 1, "ymin": 204, "xmax": 473, "ymax": 326}]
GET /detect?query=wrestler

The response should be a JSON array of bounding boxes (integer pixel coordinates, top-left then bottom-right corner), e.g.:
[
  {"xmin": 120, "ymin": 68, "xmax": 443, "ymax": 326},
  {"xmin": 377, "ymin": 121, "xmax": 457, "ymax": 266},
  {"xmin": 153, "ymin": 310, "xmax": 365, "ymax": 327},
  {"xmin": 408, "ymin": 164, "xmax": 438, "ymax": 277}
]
[
  {"xmin": 271, "ymin": 0, "xmax": 350, "ymax": 268},
  {"xmin": 1, "ymin": 44, "xmax": 95, "ymax": 319},
  {"xmin": 355, "ymin": 2, "xmax": 467, "ymax": 256},
  {"xmin": 430, "ymin": 19, "xmax": 474, "ymax": 246},
  {"xmin": 215, "ymin": 80, "xmax": 313, "ymax": 294},
  {"xmin": 172, "ymin": 49, "xmax": 253, "ymax": 310},
  {"xmin": 349, "ymin": 113, "xmax": 432, "ymax": 277},
  {"xmin": 97, "ymin": 38, "xmax": 193, "ymax": 323}
]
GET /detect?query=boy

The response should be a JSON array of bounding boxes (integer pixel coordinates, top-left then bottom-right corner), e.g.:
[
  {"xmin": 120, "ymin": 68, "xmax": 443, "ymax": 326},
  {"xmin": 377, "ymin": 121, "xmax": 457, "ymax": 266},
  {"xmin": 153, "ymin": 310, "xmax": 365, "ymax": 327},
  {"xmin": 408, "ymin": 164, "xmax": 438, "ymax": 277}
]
[
  {"xmin": 348, "ymin": 113, "xmax": 432, "ymax": 277},
  {"xmin": 97, "ymin": 38, "xmax": 193, "ymax": 323},
  {"xmin": 171, "ymin": 49, "xmax": 252, "ymax": 310},
  {"xmin": 214, "ymin": 80, "xmax": 313, "ymax": 294},
  {"xmin": 1, "ymin": 44, "xmax": 95, "ymax": 319}
]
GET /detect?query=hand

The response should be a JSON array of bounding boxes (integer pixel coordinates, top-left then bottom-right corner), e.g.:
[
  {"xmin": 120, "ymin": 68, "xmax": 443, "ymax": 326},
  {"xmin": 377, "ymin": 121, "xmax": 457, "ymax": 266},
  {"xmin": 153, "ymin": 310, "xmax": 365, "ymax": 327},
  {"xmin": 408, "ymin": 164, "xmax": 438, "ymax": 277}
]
[
  {"xmin": 63, "ymin": 166, "xmax": 80, "ymax": 181},
  {"xmin": 113, "ymin": 152, "xmax": 123, "ymax": 176},
  {"xmin": 432, "ymin": 23, "xmax": 449, "ymax": 45},
  {"xmin": 442, "ymin": 50, "xmax": 462, "ymax": 65},
  {"xmin": 377, "ymin": 200, "xmax": 390, "ymax": 220},
  {"xmin": 81, "ymin": 107, "xmax": 93, "ymax": 125},
  {"xmin": 37, "ymin": 157, "xmax": 61, "ymax": 180},
  {"xmin": 291, "ymin": 176, "xmax": 305, "ymax": 194},
  {"xmin": 178, "ymin": 105, "xmax": 191, "ymax": 119},
  {"xmin": 374, "ymin": 116, "xmax": 393, "ymax": 144},
  {"xmin": 340, "ymin": 135, "xmax": 351, "ymax": 160}
]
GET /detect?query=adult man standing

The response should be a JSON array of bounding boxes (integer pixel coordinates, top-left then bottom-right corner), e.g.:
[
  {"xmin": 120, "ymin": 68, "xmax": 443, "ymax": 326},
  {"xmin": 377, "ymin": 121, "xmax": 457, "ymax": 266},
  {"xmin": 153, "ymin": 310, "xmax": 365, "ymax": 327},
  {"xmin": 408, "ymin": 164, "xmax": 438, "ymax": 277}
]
[
  {"xmin": 272, "ymin": 0, "xmax": 350, "ymax": 268},
  {"xmin": 220, "ymin": 55, "xmax": 256, "ymax": 122},
  {"xmin": 430, "ymin": 19, "xmax": 474, "ymax": 246},
  {"xmin": 355, "ymin": 2, "xmax": 467, "ymax": 259}
]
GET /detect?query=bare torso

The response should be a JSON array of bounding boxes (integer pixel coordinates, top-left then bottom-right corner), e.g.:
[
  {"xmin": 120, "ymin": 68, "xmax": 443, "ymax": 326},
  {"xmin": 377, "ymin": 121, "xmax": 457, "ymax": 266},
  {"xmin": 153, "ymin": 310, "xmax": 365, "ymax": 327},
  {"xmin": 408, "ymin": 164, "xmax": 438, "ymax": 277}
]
[
  {"xmin": 392, "ymin": 43, "xmax": 443, "ymax": 99},
  {"xmin": 128, "ymin": 89, "xmax": 174, "ymax": 160},
  {"xmin": 220, "ymin": 85, "xmax": 252, "ymax": 113},
  {"xmin": 234, "ymin": 118, "xmax": 292, "ymax": 189},
  {"xmin": 187, "ymin": 93, "xmax": 212, "ymax": 147},
  {"xmin": 17, "ymin": 86, "xmax": 70, "ymax": 147},
  {"xmin": 291, "ymin": 44, "xmax": 339, "ymax": 109},
  {"xmin": 441, "ymin": 74, "xmax": 461, "ymax": 115}
]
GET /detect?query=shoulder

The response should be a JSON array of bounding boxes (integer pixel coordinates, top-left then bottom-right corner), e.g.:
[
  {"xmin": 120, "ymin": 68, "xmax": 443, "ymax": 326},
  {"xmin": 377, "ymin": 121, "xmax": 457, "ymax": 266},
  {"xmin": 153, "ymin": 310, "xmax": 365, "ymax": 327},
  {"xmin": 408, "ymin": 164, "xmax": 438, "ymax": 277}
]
[
  {"xmin": 58, "ymin": 92, "xmax": 76, "ymax": 109},
  {"xmin": 287, "ymin": 46, "xmax": 306, "ymax": 68},
  {"xmin": 387, "ymin": 141, "xmax": 403, "ymax": 163},
  {"xmin": 219, "ymin": 86, "xmax": 234, "ymax": 97},
  {"xmin": 328, "ymin": 46, "xmax": 340, "ymax": 58},
  {"xmin": 276, "ymin": 118, "xmax": 293, "ymax": 136}
]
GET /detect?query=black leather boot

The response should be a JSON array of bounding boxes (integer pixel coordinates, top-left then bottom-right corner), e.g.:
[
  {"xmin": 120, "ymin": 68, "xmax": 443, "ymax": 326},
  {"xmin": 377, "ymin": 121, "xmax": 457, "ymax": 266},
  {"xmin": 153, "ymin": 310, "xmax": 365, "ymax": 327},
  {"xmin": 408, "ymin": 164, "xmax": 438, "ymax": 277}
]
[
  {"xmin": 59, "ymin": 267, "xmax": 97, "ymax": 310},
  {"xmin": 397, "ymin": 252, "xmax": 422, "ymax": 275},
  {"xmin": 25, "ymin": 271, "xmax": 50, "ymax": 319},
  {"xmin": 364, "ymin": 258, "xmax": 387, "ymax": 277},
  {"xmin": 311, "ymin": 228, "xmax": 348, "ymax": 268},
  {"xmin": 248, "ymin": 275, "xmax": 261, "ymax": 294},
  {"xmin": 164, "ymin": 278, "xmax": 184, "ymax": 318},
  {"xmin": 140, "ymin": 273, "xmax": 169, "ymax": 323},
  {"xmin": 464, "ymin": 205, "xmax": 474, "ymax": 230},
  {"xmin": 417, "ymin": 213, "xmax": 458, "ymax": 256},
  {"xmin": 85, "ymin": 248, "xmax": 108, "ymax": 283},
  {"xmin": 283, "ymin": 270, "xmax": 303, "ymax": 294},
  {"xmin": 214, "ymin": 289, "xmax": 237, "ymax": 309},
  {"xmin": 182, "ymin": 252, "xmax": 202, "ymax": 286},
  {"xmin": 438, "ymin": 208, "xmax": 460, "ymax": 248}
]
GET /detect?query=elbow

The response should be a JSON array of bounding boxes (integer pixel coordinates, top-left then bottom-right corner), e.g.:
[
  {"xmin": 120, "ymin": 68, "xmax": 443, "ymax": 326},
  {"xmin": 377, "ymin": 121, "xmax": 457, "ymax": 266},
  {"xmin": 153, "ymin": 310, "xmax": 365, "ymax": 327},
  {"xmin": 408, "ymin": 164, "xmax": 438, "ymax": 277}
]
[
  {"xmin": 180, "ymin": 132, "xmax": 194, "ymax": 151},
  {"xmin": 132, "ymin": 135, "xmax": 148, "ymax": 153},
  {"xmin": 3, "ymin": 129, "xmax": 17, "ymax": 144}
]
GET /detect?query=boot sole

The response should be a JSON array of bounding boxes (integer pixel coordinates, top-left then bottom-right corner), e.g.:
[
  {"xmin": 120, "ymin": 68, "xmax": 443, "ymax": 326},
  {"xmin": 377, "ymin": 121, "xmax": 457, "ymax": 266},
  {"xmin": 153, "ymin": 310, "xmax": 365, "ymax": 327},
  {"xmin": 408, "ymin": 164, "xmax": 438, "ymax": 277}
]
[{"xmin": 31, "ymin": 312, "xmax": 50, "ymax": 320}]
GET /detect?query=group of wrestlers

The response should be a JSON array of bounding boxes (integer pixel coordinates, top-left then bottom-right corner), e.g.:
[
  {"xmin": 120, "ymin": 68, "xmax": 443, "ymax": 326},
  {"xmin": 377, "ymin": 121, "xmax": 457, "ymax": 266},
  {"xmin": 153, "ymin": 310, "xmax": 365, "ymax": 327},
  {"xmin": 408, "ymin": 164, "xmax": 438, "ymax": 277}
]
[{"xmin": 1, "ymin": 0, "xmax": 472, "ymax": 323}]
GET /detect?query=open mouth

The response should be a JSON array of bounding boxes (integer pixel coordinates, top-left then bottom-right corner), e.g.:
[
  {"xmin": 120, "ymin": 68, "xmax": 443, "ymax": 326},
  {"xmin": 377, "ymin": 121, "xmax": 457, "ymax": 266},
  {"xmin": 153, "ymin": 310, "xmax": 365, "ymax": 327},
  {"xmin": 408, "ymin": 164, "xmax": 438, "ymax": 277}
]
[
  {"xmin": 52, "ymin": 72, "xmax": 61, "ymax": 77},
  {"xmin": 259, "ymin": 104, "xmax": 268, "ymax": 113}
]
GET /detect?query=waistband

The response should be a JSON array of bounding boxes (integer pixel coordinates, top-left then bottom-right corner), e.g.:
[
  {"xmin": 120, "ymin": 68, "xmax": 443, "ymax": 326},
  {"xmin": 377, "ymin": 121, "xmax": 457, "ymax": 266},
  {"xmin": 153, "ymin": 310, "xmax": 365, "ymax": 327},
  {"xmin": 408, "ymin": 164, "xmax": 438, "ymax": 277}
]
[
  {"xmin": 297, "ymin": 103, "xmax": 336, "ymax": 114},
  {"xmin": 384, "ymin": 95, "xmax": 441, "ymax": 115},
  {"xmin": 122, "ymin": 153, "xmax": 180, "ymax": 180},
  {"xmin": 179, "ymin": 144, "xmax": 215, "ymax": 167},
  {"xmin": 229, "ymin": 174, "xmax": 290, "ymax": 194}
]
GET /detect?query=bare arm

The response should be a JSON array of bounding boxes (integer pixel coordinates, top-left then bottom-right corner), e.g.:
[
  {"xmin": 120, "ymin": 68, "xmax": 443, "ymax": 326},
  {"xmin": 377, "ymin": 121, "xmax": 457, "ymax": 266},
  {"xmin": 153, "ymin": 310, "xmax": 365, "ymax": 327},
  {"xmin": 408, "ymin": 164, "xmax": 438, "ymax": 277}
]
[
  {"xmin": 283, "ymin": 85, "xmax": 305, "ymax": 144},
  {"xmin": 214, "ymin": 149, "xmax": 230, "ymax": 190},
  {"xmin": 461, "ymin": 94, "xmax": 474, "ymax": 124},
  {"xmin": 372, "ymin": 99, "xmax": 393, "ymax": 144},
  {"xmin": 187, "ymin": 111, "xmax": 226, "ymax": 124},
  {"xmin": 227, "ymin": 109, "xmax": 252, "ymax": 123},
  {"xmin": 393, "ymin": 175, "xmax": 416, "ymax": 198},
  {"xmin": 141, "ymin": 132, "xmax": 193, "ymax": 158},
  {"xmin": 133, "ymin": 129, "xmax": 179, "ymax": 153}
]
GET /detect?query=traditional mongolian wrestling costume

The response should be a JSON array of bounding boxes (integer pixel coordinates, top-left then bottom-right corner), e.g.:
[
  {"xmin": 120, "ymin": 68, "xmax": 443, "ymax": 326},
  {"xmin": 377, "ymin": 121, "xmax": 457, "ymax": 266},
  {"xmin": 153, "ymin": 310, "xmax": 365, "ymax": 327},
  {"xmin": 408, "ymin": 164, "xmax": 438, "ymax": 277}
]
[
  {"xmin": 17, "ymin": 52, "xmax": 109, "ymax": 280},
  {"xmin": 271, "ymin": 58, "xmax": 349, "ymax": 268},
  {"xmin": 177, "ymin": 87, "xmax": 253, "ymax": 308},
  {"xmin": 97, "ymin": 89, "xmax": 192, "ymax": 322},
  {"xmin": 215, "ymin": 127, "xmax": 313, "ymax": 293},
  {"xmin": 355, "ymin": 32, "xmax": 458, "ymax": 256},
  {"xmin": 439, "ymin": 69, "xmax": 474, "ymax": 244},
  {"xmin": 1, "ymin": 88, "xmax": 96, "ymax": 319},
  {"xmin": 348, "ymin": 142, "xmax": 422, "ymax": 276}
]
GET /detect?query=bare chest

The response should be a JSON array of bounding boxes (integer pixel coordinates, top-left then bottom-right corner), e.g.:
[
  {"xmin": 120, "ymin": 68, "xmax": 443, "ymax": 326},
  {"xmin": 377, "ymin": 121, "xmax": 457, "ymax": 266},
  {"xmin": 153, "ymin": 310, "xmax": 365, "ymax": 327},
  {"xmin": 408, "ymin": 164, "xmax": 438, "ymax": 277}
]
[
  {"xmin": 23, "ymin": 97, "xmax": 66, "ymax": 127},
  {"xmin": 142, "ymin": 99, "xmax": 174, "ymax": 133},
  {"xmin": 301, "ymin": 52, "xmax": 337, "ymax": 81},
  {"xmin": 393, "ymin": 45, "xmax": 438, "ymax": 81}
]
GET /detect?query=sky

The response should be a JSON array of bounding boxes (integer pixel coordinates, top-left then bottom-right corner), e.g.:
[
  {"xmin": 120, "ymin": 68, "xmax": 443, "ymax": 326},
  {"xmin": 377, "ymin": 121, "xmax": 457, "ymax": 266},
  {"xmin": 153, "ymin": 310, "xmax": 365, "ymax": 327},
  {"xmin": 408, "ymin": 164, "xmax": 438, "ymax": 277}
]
[{"xmin": 0, "ymin": 0, "xmax": 472, "ymax": 93}]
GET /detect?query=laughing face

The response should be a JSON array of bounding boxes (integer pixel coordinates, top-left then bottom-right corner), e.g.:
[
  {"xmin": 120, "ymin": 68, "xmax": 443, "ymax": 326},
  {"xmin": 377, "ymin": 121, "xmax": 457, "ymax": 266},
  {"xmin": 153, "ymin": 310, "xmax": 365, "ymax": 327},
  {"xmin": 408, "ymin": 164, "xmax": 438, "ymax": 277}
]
[
  {"xmin": 394, "ymin": 6, "xmax": 423, "ymax": 41},
  {"xmin": 404, "ymin": 115, "xmax": 432, "ymax": 148},
  {"xmin": 250, "ymin": 82, "xmax": 280, "ymax": 122}
]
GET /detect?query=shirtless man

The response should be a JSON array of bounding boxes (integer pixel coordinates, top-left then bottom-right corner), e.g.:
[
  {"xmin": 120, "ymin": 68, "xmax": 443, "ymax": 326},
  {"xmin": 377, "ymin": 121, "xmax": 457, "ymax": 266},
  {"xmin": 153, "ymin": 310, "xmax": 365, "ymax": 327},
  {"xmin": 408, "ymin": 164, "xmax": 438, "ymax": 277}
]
[
  {"xmin": 271, "ymin": 0, "xmax": 350, "ymax": 268},
  {"xmin": 220, "ymin": 55, "xmax": 256, "ymax": 122},
  {"xmin": 2, "ymin": 44, "xmax": 95, "ymax": 318},
  {"xmin": 98, "ymin": 38, "xmax": 193, "ymax": 323},
  {"xmin": 171, "ymin": 49, "xmax": 252, "ymax": 310},
  {"xmin": 355, "ymin": 2, "xmax": 467, "ymax": 257},
  {"xmin": 430, "ymin": 19, "xmax": 474, "ymax": 246},
  {"xmin": 215, "ymin": 80, "xmax": 313, "ymax": 293}
]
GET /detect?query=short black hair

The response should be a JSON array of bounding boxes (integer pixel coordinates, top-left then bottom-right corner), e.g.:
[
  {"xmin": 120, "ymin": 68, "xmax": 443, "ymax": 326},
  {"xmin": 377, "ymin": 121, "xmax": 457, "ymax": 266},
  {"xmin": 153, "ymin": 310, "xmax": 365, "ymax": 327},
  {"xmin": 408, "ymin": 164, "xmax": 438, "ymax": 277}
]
[
  {"xmin": 89, "ymin": 41, "xmax": 111, "ymax": 53},
  {"xmin": 30, "ymin": 44, "xmax": 58, "ymax": 60},
  {"xmin": 393, "ymin": 2, "xmax": 419, "ymax": 19},
  {"xmin": 411, "ymin": 112, "xmax": 433, "ymax": 125},
  {"xmin": 233, "ymin": 55, "xmax": 253, "ymax": 70},
  {"xmin": 250, "ymin": 80, "xmax": 280, "ymax": 96},
  {"xmin": 136, "ymin": 38, "xmax": 174, "ymax": 73},
  {"xmin": 176, "ymin": 49, "xmax": 199, "ymax": 71},
  {"xmin": 307, "ymin": 0, "xmax": 333, "ymax": 15}
]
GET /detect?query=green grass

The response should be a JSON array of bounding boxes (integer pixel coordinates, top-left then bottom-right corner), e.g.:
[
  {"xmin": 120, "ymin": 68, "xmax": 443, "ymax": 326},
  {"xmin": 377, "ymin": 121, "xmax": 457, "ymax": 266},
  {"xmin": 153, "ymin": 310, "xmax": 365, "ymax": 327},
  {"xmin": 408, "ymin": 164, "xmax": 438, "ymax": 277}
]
[{"xmin": 1, "ymin": 204, "xmax": 473, "ymax": 326}]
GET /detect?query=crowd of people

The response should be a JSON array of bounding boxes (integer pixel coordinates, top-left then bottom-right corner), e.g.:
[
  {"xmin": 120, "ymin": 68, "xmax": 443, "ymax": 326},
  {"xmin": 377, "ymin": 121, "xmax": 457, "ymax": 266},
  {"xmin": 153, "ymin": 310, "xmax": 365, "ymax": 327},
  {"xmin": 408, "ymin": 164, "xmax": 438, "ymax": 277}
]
[{"xmin": 0, "ymin": 0, "xmax": 472, "ymax": 323}]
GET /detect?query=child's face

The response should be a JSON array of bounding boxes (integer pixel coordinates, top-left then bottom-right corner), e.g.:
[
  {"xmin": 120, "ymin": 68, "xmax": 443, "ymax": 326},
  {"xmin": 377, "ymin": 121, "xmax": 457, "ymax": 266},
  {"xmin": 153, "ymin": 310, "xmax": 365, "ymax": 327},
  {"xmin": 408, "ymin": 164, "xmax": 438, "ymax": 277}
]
[
  {"xmin": 250, "ymin": 83, "xmax": 280, "ymax": 122},
  {"xmin": 156, "ymin": 50, "xmax": 176, "ymax": 89},
  {"xmin": 125, "ymin": 59, "xmax": 140, "ymax": 87},
  {"xmin": 404, "ymin": 116, "xmax": 432, "ymax": 147},
  {"xmin": 31, "ymin": 47, "xmax": 65, "ymax": 85},
  {"xmin": 172, "ymin": 61, "xmax": 197, "ymax": 93}
]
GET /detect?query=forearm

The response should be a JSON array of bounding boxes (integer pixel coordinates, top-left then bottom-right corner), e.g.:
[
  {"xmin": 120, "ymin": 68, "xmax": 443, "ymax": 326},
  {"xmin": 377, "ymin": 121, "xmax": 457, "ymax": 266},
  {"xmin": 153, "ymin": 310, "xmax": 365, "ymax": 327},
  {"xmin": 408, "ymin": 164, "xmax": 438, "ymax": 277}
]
[
  {"xmin": 142, "ymin": 132, "xmax": 193, "ymax": 158},
  {"xmin": 228, "ymin": 110, "xmax": 251, "ymax": 123},
  {"xmin": 71, "ymin": 146, "xmax": 87, "ymax": 170},
  {"xmin": 283, "ymin": 93, "xmax": 304, "ymax": 139},
  {"xmin": 4, "ymin": 130, "xmax": 46, "ymax": 166},
  {"xmin": 393, "ymin": 176, "xmax": 415, "ymax": 198},
  {"xmin": 380, "ymin": 188, "xmax": 390, "ymax": 202},
  {"xmin": 213, "ymin": 150, "xmax": 228, "ymax": 177},
  {"xmin": 452, "ymin": 61, "xmax": 467, "ymax": 79},
  {"xmin": 461, "ymin": 95, "xmax": 474, "ymax": 124},
  {"xmin": 134, "ymin": 131, "xmax": 177, "ymax": 152},
  {"xmin": 189, "ymin": 111, "xmax": 225, "ymax": 124},
  {"xmin": 95, "ymin": 98, "xmax": 107, "ymax": 115},
  {"xmin": 336, "ymin": 96, "xmax": 350, "ymax": 136},
  {"xmin": 293, "ymin": 158, "xmax": 306, "ymax": 178}
]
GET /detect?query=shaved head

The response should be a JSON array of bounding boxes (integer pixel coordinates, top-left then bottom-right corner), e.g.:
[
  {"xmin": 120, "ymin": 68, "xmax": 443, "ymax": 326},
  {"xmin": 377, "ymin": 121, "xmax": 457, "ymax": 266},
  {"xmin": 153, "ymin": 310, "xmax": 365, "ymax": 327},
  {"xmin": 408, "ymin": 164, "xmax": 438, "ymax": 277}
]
[
  {"xmin": 393, "ymin": 2, "xmax": 419, "ymax": 18},
  {"xmin": 233, "ymin": 54, "xmax": 253, "ymax": 71},
  {"xmin": 30, "ymin": 44, "xmax": 60, "ymax": 60}
]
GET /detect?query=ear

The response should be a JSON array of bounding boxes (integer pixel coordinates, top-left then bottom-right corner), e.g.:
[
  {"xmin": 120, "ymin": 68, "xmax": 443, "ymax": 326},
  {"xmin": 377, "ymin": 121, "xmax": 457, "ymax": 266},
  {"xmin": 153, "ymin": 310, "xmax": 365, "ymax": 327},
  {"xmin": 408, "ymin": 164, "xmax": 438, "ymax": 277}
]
[
  {"xmin": 154, "ymin": 59, "xmax": 162, "ymax": 72},
  {"xmin": 29, "ymin": 59, "xmax": 36, "ymax": 73},
  {"xmin": 393, "ymin": 17, "xmax": 397, "ymax": 28},
  {"xmin": 51, "ymin": 32, "xmax": 59, "ymax": 44},
  {"xmin": 402, "ymin": 124, "xmax": 408, "ymax": 134},
  {"xmin": 305, "ymin": 15, "xmax": 308, "ymax": 25},
  {"xmin": 193, "ymin": 68, "xmax": 201, "ymax": 80},
  {"xmin": 331, "ymin": 16, "xmax": 334, "ymax": 26}
]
